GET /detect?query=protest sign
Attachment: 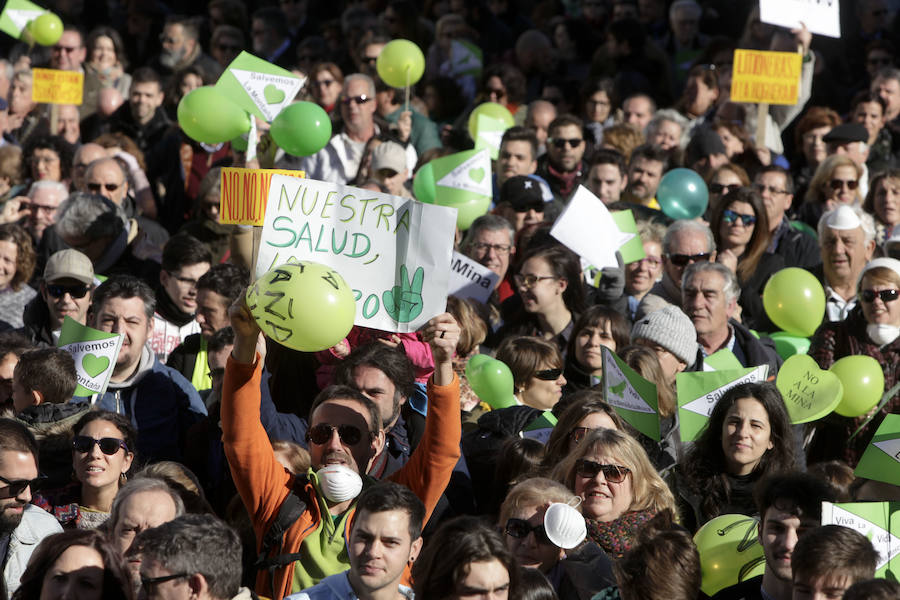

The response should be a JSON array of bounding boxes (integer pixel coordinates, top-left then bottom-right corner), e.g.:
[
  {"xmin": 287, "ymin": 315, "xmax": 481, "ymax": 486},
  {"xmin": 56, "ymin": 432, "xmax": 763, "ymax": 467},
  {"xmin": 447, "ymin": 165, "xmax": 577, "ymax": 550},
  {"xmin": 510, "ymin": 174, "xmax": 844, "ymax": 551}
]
[
  {"xmin": 821, "ymin": 502, "xmax": 900, "ymax": 575},
  {"xmin": 602, "ymin": 347, "xmax": 659, "ymax": 441},
  {"xmin": 31, "ymin": 68, "xmax": 83, "ymax": 104},
  {"xmin": 215, "ymin": 51, "xmax": 304, "ymax": 122},
  {"xmin": 677, "ymin": 366, "xmax": 769, "ymax": 441},
  {"xmin": 551, "ymin": 186, "xmax": 635, "ymax": 270},
  {"xmin": 0, "ymin": 0, "xmax": 42, "ymax": 40},
  {"xmin": 256, "ymin": 175, "xmax": 456, "ymax": 332},
  {"xmin": 855, "ymin": 414, "xmax": 900, "ymax": 486},
  {"xmin": 474, "ymin": 113, "xmax": 509, "ymax": 160},
  {"xmin": 611, "ymin": 210, "xmax": 644, "ymax": 264},
  {"xmin": 433, "ymin": 147, "xmax": 492, "ymax": 203},
  {"xmin": 775, "ymin": 354, "xmax": 843, "ymax": 424},
  {"xmin": 448, "ymin": 250, "xmax": 499, "ymax": 304},
  {"xmin": 219, "ymin": 167, "xmax": 306, "ymax": 226},
  {"xmin": 760, "ymin": 0, "xmax": 840, "ymax": 39},
  {"xmin": 730, "ymin": 49, "xmax": 803, "ymax": 106},
  {"xmin": 57, "ymin": 316, "xmax": 123, "ymax": 397}
]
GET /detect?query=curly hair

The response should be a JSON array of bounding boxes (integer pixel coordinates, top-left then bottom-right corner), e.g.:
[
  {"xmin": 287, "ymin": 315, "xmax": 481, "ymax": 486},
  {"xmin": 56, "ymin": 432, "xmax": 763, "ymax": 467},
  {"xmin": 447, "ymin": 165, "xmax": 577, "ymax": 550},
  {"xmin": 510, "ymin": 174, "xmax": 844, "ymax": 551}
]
[{"xmin": 0, "ymin": 223, "xmax": 35, "ymax": 290}]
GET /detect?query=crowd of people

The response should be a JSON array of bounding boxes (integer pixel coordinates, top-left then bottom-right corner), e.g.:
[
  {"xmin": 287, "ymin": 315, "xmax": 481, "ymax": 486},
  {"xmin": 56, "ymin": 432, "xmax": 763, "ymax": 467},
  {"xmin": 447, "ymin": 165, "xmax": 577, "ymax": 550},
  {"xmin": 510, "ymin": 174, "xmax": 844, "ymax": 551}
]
[{"xmin": 3, "ymin": 1, "xmax": 900, "ymax": 600}]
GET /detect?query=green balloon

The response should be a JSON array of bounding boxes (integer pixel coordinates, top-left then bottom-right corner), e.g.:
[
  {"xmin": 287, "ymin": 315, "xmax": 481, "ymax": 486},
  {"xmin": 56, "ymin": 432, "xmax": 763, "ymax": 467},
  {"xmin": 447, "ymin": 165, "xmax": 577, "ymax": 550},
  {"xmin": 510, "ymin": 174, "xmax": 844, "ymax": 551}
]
[
  {"xmin": 775, "ymin": 354, "xmax": 843, "ymax": 424},
  {"xmin": 270, "ymin": 101, "xmax": 332, "ymax": 157},
  {"xmin": 656, "ymin": 168, "xmax": 709, "ymax": 220},
  {"xmin": 230, "ymin": 134, "xmax": 248, "ymax": 152},
  {"xmin": 693, "ymin": 514, "xmax": 766, "ymax": 596},
  {"xmin": 768, "ymin": 331, "xmax": 811, "ymax": 360},
  {"xmin": 762, "ymin": 268, "xmax": 825, "ymax": 337},
  {"xmin": 413, "ymin": 162, "xmax": 436, "ymax": 204},
  {"xmin": 246, "ymin": 262, "xmax": 356, "ymax": 352},
  {"xmin": 468, "ymin": 357, "xmax": 517, "ymax": 409},
  {"xmin": 465, "ymin": 354, "xmax": 493, "ymax": 381},
  {"xmin": 831, "ymin": 355, "xmax": 885, "ymax": 417},
  {"xmin": 376, "ymin": 39, "xmax": 426, "ymax": 88},
  {"xmin": 27, "ymin": 12, "xmax": 63, "ymax": 46},
  {"xmin": 178, "ymin": 87, "xmax": 250, "ymax": 144},
  {"xmin": 467, "ymin": 102, "xmax": 514, "ymax": 141}
]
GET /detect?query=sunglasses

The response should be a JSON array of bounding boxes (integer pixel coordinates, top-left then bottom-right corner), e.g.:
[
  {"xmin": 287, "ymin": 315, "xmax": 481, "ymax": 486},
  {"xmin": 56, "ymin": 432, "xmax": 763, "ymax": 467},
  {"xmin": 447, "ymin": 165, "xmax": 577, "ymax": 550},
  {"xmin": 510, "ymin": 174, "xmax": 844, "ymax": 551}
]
[
  {"xmin": 829, "ymin": 178, "xmax": 859, "ymax": 190},
  {"xmin": 140, "ymin": 573, "xmax": 189, "ymax": 589},
  {"xmin": 666, "ymin": 253, "xmax": 712, "ymax": 267},
  {"xmin": 549, "ymin": 138, "xmax": 583, "ymax": 150},
  {"xmin": 362, "ymin": 56, "xmax": 378, "ymax": 65},
  {"xmin": 723, "ymin": 209, "xmax": 757, "ymax": 227},
  {"xmin": 512, "ymin": 202, "xmax": 544, "ymax": 213},
  {"xmin": 313, "ymin": 79, "xmax": 336, "ymax": 88},
  {"xmin": 72, "ymin": 436, "xmax": 129, "ymax": 455},
  {"xmin": 505, "ymin": 518, "xmax": 553, "ymax": 545},
  {"xmin": 574, "ymin": 459, "xmax": 630, "ymax": 483},
  {"xmin": 0, "ymin": 473, "xmax": 47, "ymax": 497},
  {"xmin": 753, "ymin": 183, "xmax": 788, "ymax": 195},
  {"xmin": 306, "ymin": 423, "xmax": 367, "ymax": 446},
  {"xmin": 87, "ymin": 182, "xmax": 122, "ymax": 193},
  {"xmin": 709, "ymin": 183, "xmax": 742, "ymax": 195},
  {"xmin": 341, "ymin": 94, "xmax": 373, "ymax": 106},
  {"xmin": 514, "ymin": 273, "xmax": 558, "ymax": 288},
  {"xmin": 47, "ymin": 284, "xmax": 90, "ymax": 299},
  {"xmin": 861, "ymin": 289, "xmax": 900, "ymax": 303},
  {"xmin": 534, "ymin": 368, "xmax": 563, "ymax": 381}
]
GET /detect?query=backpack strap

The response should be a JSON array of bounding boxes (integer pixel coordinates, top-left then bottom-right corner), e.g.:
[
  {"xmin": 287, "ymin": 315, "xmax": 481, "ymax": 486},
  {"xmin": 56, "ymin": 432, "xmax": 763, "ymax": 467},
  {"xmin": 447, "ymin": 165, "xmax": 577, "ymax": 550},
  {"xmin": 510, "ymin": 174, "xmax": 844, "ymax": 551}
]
[{"xmin": 254, "ymin": 475, "xmax": 310, "ymax": 595}]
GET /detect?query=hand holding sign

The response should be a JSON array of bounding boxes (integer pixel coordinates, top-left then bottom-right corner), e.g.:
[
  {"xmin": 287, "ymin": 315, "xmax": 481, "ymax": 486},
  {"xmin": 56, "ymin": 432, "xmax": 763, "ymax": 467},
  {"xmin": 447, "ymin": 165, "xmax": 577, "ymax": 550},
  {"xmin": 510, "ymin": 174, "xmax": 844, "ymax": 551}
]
[{"xmin": 382, "ymin": 265, "xmax": 425, "ymax": 323}]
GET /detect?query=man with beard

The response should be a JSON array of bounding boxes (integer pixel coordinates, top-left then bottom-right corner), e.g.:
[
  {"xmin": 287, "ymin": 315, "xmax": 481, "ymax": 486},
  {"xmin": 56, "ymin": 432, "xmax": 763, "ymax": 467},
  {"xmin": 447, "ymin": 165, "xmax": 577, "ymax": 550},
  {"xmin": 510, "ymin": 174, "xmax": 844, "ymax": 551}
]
[
  {"xmin": 155, "ymin": 16, "xmax": 221, "ymax": 82},
  {"xmin": 622, "ymin": 144, "xmax": 668, "ymax": 209},
  {"xmin": 0, "ymin": 419, "xmax": 62, "ymax": 599},
  {"xmin": 536, "ymin": 115, "xmax": 586, "ymax": 203}
]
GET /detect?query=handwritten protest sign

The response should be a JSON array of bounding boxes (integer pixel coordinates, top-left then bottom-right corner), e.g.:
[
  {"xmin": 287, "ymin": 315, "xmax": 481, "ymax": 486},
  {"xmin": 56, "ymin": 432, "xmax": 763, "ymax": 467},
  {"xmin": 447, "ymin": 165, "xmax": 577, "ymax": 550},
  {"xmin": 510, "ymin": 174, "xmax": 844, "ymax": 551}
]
[
  {"xmin": 551, "ymin": 186, "xmax": 635, "ymax": 270},
  {"xmin": 215, "ymin": 51, "xmax": 304, "ymax": 122},
  {"xmin": 677, "ymin": 366, "xmax": 769, "ymax": 441},
  {"xmin": 0, "ymin": 0, "xmax": 42, "ymax": 40},
  {"xmin": 219, "ymin": 167, "xmax": 306, "ymax": 226},
  {"xmin": 256, "ymin": 175, "xmax": 456, "ymax": 332},
  {"xmin": 448, "ymin": 251, "xmax": 499, "ymax": 304},
  {"xmin": 760, "ymin": 0, "xmax": 840, "ymax": 39},
  {"xmin": 32, "ymin": 68, "xmax": 83, "ymax": 105},
  {"xmin": 57, "ymin": 317, "xmax": 123, "ymax": 397},
  {"xmin": 730, "ymin": 49, "xmax": 803, "ymax": 106},
  {"xmin": 821, "ymin": 502, "xmax": 900, "ymax": 575}
]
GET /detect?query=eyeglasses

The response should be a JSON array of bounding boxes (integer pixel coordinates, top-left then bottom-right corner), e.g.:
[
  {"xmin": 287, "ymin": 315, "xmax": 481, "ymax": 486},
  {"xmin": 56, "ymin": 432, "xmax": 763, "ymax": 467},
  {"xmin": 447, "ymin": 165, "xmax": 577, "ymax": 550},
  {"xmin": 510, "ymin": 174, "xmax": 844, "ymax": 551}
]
[
  {"xmin": 666, "ymin": 253, "xmax": 712, "ymax": 267},
  {"xmin": 514, "ymin": 273, "xmax": 558, "ymax": 288},
  {"xmin": 25, "ymin": 202, "xmax": 58, "ymax": 214},
  {"xmin": 829, "ymin": 178, "xmax": 859, "ymax": 191},
  {"xmin": 87, "ymin": 182, "xmax": 122, "ymax": 193},
  {"xmin": 710, "ymin": 183, "xmax": 742, "ymax": 195},
  {"xmin": 533, "ymin": 367, "xmax": 563, "ymax": 381},
  {"xmin": 306, "ymin": 423, "xmax": 366, "ymax": 446},
  {"xmin": 341, "ymin": 94, "xmax": 373, "ymax": 106},
  {"xmin": 753, "ymin": 183, "xmax": 788, "ymax": 195},
  {"xmin": 140, "ymin": 573, "xmax": 190, "ymax": 588},
  {"xmin": 574, "ymin": 459, "xmax": 630, "ymax": 483},
  {"xmin": 549, "ymin": 138, "xmax": 583, "ymax": 150},
  {"xmin": 53, "ymin": 45, "xmax": 80, "ymax": 53},
  {"xmin": 723, "ymin": 209, "xmax": 757, "ymax": 227},
  {"xmin": 0, "ymin": 473, "xmax": 47, "ymax": 497},
  {"xmin": 72, "ymin": 436, "xmax": 129, "ymax": 455},
  {"xmin": 47, "ymin": 284, "xmax": 90, "ymax": 299},
  {"xmin": 861, "ymin": 289, "xmax": 900, "ymax": 303},
  {"xmin": 470, "ymin": 242, "xmax": 512, "ymax": 254},
  {"xmin": 505, "ymin": 518, "xmax": 553, "ymax": 545}
]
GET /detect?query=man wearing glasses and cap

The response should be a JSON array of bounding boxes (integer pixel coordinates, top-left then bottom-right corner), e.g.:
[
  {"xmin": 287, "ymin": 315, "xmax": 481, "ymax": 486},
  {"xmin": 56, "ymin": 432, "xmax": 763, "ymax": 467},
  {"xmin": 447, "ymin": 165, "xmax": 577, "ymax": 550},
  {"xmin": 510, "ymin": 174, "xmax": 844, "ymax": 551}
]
[
  {"xmin": 21, "ymin": 249, "xmax": 94, "ymax": 347},
  {"xmin": 495, "ymin": 175, "xmax": 546, "ymax": 235}
]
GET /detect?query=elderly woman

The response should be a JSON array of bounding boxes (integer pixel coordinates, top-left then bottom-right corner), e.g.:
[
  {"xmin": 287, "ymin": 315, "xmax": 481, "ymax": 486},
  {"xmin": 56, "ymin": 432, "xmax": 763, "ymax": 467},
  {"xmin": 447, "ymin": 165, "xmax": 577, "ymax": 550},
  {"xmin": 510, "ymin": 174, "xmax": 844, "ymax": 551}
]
[
  {"xmin": 645, "ymin": 109, "xmax": 688, "ymax": 153},
  {"xmin": 797, "ymin": 154, "xmax": 863, "ymax": 229},
  {"xmin": 552, "ymin": 428, "xmax": 677, "ymax": 558},
  {"xmin": 863, "ymin": 169, "xmax": 900, "ymax": 246},
  {"xmin": 21, "ymin": 135, "xmax": 74, "ymax": 185},
  {"xmin": 8, "ymin": 69, "xmax": 48, "ymax": 147},
  {"xmin": 0, "ymin": 223, "xmax": 35, "ymax": 328},
  {"xmin": 809, "ymin": 258, "xmax": 900, "ymax": 466}
]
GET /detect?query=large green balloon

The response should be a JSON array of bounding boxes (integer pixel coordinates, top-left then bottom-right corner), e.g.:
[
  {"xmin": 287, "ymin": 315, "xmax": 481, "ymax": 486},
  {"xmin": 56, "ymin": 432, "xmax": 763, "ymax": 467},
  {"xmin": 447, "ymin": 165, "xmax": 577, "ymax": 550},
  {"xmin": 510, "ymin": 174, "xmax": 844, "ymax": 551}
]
[
  {"xmin": 376, "ymin": 39, "xmax": 426, "ymax": 88},
  {"xmin": 448, "ymin": 195, "xmax": 491, "ymax": 231},
  {"xmin": 467, "ymin": 102, "xmax": 515, "ymax": 141},
  {"xmin": 26, "ymin": 12, "xmax": 63, "ymax": 46},
  {"xmin": 831, "ymin": 355, "xmax": 885, "ymax": 417},
  {"xmin": 270, "ymin": 101, "xmax": 332, "ymax": 157},
  {"xmin": 465, "ymin": 354, "xmax": 493, "ymax": 376},
  {"xmin": 178, "ymin": 87, "xmax": 251, "ymax": 144},
  {"xmin": 693, "ymin": 514, "xmax": 766, "ymax": 596},
  {"xmin": 467, "ymin": 357, "xmax": 517, "ymax": 409},
  {"xmin": 762, "ymin": 268, "xmax": 826, "ymax": 337},
  {"xmin": 246, "ymin": 262, "xmax": 356, "ymax": 352},
  {"xmin": 656, "ymin": 168, "xmax": 709, "ymax": 220},
  {"xmin": 412, "ymin": 162, "xmax": 436, "ymax": 204}
]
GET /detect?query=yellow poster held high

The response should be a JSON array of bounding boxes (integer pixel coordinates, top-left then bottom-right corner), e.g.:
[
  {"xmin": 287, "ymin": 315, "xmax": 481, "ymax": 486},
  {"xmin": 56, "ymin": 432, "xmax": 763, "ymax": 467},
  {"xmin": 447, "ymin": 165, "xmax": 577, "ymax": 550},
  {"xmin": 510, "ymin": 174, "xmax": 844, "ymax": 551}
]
[{"xmin": 730, "ymin": 49, "xmax": 802, "ymax": 106}]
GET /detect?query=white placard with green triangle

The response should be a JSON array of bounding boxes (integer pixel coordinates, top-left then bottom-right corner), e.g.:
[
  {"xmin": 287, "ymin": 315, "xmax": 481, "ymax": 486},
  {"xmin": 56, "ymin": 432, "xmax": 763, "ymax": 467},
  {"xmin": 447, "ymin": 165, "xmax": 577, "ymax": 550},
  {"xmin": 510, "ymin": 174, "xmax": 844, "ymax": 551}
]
[
  {"xmin": 821, "ymin": 502, "xmax": 900, "ymax": 574},
  {"xmin": 450, "ymin": 39, "xmax": 483, "ymax": 78},
  {"xmin": 676, "ymin": 365, "xmax": 769, "ymax": 441},
  {"xmin": 57, "ymin": 316, "xmax": 123, "ymax": 397},
  {"xmin": 433, "ymin": 148, "xmax": 492, "ymax": 201},
  {"xmin": 474, "ymin": 113, "xmax": 508, "ymax": 160},
  {"xmin": 0, "ymin": 0, "xmax": 43, "ymax": 39},
  {"xmin": 855, "ymin": 414, "xmax": 900, "ymax": 487},
  {"xmin": 215, "ymin": 51, "xmax": 304, "ymax": 122},
  {"xmin": 551, "ymin": 186, "xmax": 635, "ymax": 271},
  {"xmin": 602, "ymin": 347, "xmax": 660, "ymax": 441}
]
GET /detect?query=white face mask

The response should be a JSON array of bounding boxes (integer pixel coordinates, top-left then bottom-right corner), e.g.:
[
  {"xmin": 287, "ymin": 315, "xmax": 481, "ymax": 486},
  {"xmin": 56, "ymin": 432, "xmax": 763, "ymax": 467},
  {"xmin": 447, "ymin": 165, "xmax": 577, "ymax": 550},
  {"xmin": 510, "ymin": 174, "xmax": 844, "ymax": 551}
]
[
  {"xmin": 867, "ymin": 323, "xmax": 900, "ymax": 346},
  {"xmin": 315, "ymin": 465, "xmax": 363, "ymax": 503}
]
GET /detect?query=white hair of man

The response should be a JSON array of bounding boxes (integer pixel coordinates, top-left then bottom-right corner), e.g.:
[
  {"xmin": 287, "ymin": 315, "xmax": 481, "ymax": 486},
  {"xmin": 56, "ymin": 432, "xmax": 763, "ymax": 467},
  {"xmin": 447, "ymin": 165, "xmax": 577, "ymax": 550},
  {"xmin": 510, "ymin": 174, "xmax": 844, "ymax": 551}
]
[
  {"xmin": 663, "ymin": 219, "xmax": 716, "ymax": 255},
  {"xmin": 343, "ymin": 73, "xmax": 376, "ymax": 98},
  {"xmin": 27, "ymin": 180, "xmax": 68, "ymax": 199},
  {"xmin": 682, "ymin": 261, "xmax": 741, "ymax": 304}
]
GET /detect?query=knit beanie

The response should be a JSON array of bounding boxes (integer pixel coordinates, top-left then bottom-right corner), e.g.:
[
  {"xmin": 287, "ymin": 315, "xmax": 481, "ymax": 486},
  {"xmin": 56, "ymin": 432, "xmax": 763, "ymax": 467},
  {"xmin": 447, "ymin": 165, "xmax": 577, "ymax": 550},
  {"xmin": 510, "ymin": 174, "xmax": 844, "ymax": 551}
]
[{"xmin": 630, "ymin": 305, "xmax": 698, "ymax": 367}]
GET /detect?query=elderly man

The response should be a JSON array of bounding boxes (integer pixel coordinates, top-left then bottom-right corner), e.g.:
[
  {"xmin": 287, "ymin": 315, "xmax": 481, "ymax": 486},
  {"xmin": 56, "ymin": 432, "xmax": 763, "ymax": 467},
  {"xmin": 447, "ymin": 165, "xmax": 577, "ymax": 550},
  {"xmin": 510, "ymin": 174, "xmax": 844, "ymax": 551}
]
[
  {"xmin": 49, "ymin": 26, "xmax": 86, "ymax": 72},
  {"xmin": 754, "ymin": 166, "xmax": 821, "ymax": 269},
  {"xmin": 682, "ymin": 262, "xmax": 780, "ymax": 373},
  {"xmin": 641, "ymin": 219, "xmax": 715, "ymax": 309},
  {"xmin": 56, "ymin": 104, "xmax": 80, "ymax": 145},
  {"xmin": 23, "ymin": 180, "xmax": 66, "ymax": 244},
  {"xmin": 21, "ymin": 249, "xmax": 93, "ymax": 346},
  {"xmin": 536, "ymin": 114, "xmax": 586, "ymax": 203},
  {"xmin": 460, "ymin": 214, "xmax": 516, "ymax": 300},
  {"xmin": 872, "ymin": 67, "xmax": 900, "ymax": 134},
  {"xmin": 622, "ymin": 144, "xmax": 668, "ymax": 209},
  {"xmin": 622, "ymin": 94, "xmax": 656, "ymax": 131},
  {"xmin": 156, "ymin": 16, "xmax": 221, "ymax": 81},
  {"xmin": 817, "ymin": 205, "xmax": 877, "ymax": 322},
  {"xmin": 524, "ymin": 99, "xmax": 557, "ymax": 156},
  {"xmin": 71, "ymin": 143, "xmax": 106, "ymax": 191},
  {"xmin": 109, "ymin": 477, "xmax": 184, "ymax": 555}
]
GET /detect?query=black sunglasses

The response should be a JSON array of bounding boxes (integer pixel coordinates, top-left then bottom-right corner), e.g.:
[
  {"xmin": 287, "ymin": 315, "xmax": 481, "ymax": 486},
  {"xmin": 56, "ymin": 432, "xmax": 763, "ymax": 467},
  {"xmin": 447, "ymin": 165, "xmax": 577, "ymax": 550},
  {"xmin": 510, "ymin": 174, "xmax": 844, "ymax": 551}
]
[
  {"xmin": 574, "ymin": 459, "xmax": 630, "ymax": 483},
  {"xmin": 340, "ymin": 94, "xmax": 372, "ymax": 106},
  {"xmin": 0, "ymin": 473, "xmax": 47, "ymax": 497},
  {"xmin": 861, "ymin": 289, "xmax": 900, "ymax": 303},
  {"xmin": 87, "ymin": 182, "xmax": 122, "ymax": 193},
  {"xmin": 505, "ymin": 518, "xmax": 553, "ymax": 545},
  {"xmin": 47, "ymin": 284, "xmax": 90, "ymax": 299},
  {"xmin": 72, "ymin": 435, "xmax": 129, "ymax": 455},
  {"xmin": 140, "ymin": 573, "xmax": 190, "ymax": 588},
  {"xmin": 534, "ymin": 368, "xmax": 563, "ymax": 381},
  {"xmin": 549, "ymin": 137, "xmax": 583, "ymax": 150},
  {"xmin": 512, "ymin": 201, "xmax": 545, "ymax": 213},
  {"xmin": 666, "ymin": 252, "xmax": 712, "ymax": 267},
  {"xmin": 709, "ymin": 183, "xmax": 742, "ymax": 195},
  {"xmin": 829, "ymin": 178, "xmax": 858, "ymax": 191},
  {"xmin": 306, "ymin": 423, "xmax": 367, "ymax": 446}
]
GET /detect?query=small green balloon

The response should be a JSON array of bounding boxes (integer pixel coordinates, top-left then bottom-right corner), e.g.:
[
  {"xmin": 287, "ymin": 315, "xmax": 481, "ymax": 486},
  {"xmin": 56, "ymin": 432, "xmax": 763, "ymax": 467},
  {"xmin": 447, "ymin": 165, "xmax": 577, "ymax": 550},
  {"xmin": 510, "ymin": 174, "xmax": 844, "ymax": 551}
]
[
  {"xmin": 28, "ymin": 12, "xmax": 63, "ymax": 46},
  {"xmin": 467, "ymin": 102, "xmax": 515, "ymax": 142},
  {"xmin": 693, "ymin": 514, "xmax": 766, "ymax": 596},
  {"xmin": 656, "ymin": 168, "xmax": 709, "ymax": 220},
  {"xmin": 468, "ymin": 357, "xmax": 517, "ymax": 409},
  {"xmin": 178, "ymin": 86, "xmax": 250, "ymax": 144},
  {"xmin": 270, "ymin": 101, "xmax": 332, "ymax": 157},
  {"xmin": 412, "ymin": 162, "xmax": 436, "ymax": 204},
  {"xmin": 376, "ymin": 39, "xmax": 426, "ymax": 88},
  {"xmin": 763, "ymin": 268, "xmax": 826, "ymax": 337},
  {"xmin": 831, "ymin": 355, "xmax": 885, "ymax": 417}
]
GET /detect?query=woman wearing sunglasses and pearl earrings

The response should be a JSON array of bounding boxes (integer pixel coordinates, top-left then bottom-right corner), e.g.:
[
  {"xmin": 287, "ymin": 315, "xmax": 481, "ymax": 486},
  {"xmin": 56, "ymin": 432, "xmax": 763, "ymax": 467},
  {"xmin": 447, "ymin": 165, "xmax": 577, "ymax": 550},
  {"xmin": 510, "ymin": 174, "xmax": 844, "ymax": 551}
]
[
  {"xmin": 33, "ymin": 411, "xmax": 136, "ymax": 530},
  {"xmin": 808, "ymin": 258, "xmax": 900, "ymax": 466}
]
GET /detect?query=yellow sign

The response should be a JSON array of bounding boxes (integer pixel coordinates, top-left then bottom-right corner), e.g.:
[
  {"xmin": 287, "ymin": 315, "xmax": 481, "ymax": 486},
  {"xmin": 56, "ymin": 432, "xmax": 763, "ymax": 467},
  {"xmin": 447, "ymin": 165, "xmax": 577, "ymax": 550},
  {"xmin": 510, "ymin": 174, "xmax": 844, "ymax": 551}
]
[
  {"xmin": 31, "ymin": 68, "xmax": 83, "ymax": 105},
  {"xmin": 220, "ymin": 167, "xmax": 306, "ymax": 226},
  {"xmin": 730, "ymin": 49, "xmax": 802, "ymax": 106}
]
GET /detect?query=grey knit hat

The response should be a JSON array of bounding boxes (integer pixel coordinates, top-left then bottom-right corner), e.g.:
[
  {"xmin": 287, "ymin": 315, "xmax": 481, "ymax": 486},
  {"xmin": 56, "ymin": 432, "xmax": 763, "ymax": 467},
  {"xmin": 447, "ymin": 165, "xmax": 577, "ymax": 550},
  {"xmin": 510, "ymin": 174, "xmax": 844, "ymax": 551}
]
[{"xmin": 631, "ymin": 305, "xmax": 698, "ymax": 367}]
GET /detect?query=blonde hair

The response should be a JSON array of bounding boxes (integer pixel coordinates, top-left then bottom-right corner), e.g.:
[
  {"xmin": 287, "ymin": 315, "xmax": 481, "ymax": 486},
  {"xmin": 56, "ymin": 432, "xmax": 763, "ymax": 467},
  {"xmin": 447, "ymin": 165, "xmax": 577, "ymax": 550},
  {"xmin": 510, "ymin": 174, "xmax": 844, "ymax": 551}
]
[
  {"xmin": 805, "ymin": 154, "xmax": 862, "ymax": 206},
  {"xmin": 602, "ymin": 123, "xmax": 645, "ymax": 162},
  {"xmin": 446, "ymin": 295, "xmax": 489, "ymax": 357},
  {"xmin": 498, "ymin": 477, "xmax": 578, "ymax": 527}
]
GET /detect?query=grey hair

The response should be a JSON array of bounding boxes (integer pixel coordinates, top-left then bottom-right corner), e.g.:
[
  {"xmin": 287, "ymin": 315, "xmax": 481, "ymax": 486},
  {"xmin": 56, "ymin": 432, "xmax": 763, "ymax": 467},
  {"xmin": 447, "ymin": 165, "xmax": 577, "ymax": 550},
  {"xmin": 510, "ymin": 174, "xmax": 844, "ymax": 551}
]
[
  {"xmin": 875, "ymin": 67, "xmax": 900, "ymax": 87},
  {"xmin": 344, "ymin": 73, "xmax": 376, "ymax": 98},
  {"xmin": 637, "ymin": 220, "xmax": 667, "ymax": 246},
  {"xmin": 108, "ymin": 477, "xmax": 185, "ymax": 532},
  {"xmin": 27, "ymin": 180, "xmax": 68, "ymax": 199},
  {"xmin": 682, "ymin": 261, "xmax": 741, "ymax": 304},
  {"xmin": 461, "ymin": 213, "xmax": 515, "ymax": 249},
  {"xmin": 817, "ymin": 205, "xmax": 877, "ymax": 243},
  {"xmin": 663, "ymin": 219, "xmax": 716, "ymax": 255},
  {"xmin": 644, "ymin": 108, "xmax": 689, "ymax": 147},
  {"xmin": 12, "ymin": 68, "xmax": 31, "ymax": 83},
  {"xmin": 134, "ymin": 514, "xmax": 242, "ymax": 600},
  {"xmin": 54, "ymin": 192, "xmax": 127, "ymax": 241}
]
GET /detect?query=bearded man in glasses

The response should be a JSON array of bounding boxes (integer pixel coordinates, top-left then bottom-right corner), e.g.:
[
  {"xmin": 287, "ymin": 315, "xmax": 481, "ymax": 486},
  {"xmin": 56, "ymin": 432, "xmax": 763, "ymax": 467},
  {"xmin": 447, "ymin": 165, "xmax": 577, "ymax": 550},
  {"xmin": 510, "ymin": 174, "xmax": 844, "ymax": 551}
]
[
  {"xmin": 222, "ymin": 297, "xmax": 461, "ymax": 599},
  {"xmin": 536, "ymin": 115, "xmax": 587, "ymax": 204}
]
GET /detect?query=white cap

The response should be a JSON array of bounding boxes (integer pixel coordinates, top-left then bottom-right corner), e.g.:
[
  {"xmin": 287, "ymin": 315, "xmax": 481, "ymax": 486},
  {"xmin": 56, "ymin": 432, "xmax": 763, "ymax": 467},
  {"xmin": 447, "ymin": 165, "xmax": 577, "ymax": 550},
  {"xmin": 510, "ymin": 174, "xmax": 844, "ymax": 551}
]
[
  {"xmin": 543, "ymin": 502, "xmax": 587, "ymax": 549},
  {"xmin": 822, "ymin": 205, "xmax": 862, "ymax": 230},
  {"xmin": 858, "ymin": 257, "xmax": 900, "ymax": 287}
]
